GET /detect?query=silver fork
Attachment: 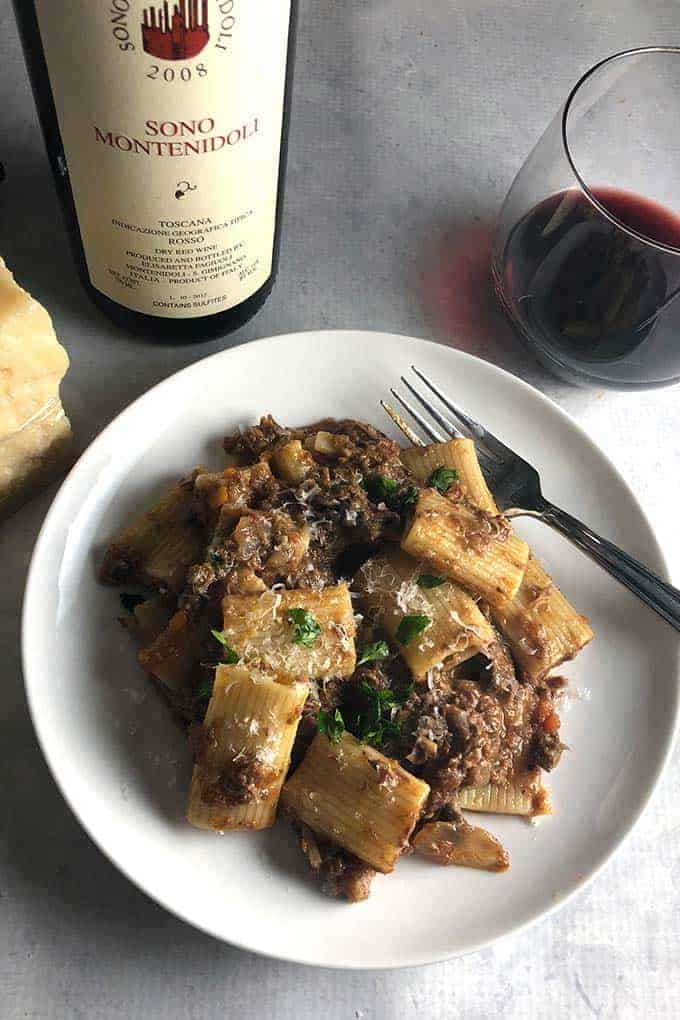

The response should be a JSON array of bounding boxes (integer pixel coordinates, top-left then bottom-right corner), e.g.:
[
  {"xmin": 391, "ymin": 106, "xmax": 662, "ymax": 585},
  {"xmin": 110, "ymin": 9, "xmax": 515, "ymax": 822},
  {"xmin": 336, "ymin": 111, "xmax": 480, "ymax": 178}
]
[{"xmin": 383, "ymin": 366, "xmax": 680, "ymax": 632}]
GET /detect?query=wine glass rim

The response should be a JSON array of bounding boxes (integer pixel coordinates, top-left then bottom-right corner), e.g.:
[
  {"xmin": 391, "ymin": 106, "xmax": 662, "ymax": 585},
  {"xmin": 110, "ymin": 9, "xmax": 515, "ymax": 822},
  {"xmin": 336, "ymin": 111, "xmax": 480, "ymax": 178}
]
[{"xmin": 562, "ymin": 46, "xmax": 680, "ymax": 257}]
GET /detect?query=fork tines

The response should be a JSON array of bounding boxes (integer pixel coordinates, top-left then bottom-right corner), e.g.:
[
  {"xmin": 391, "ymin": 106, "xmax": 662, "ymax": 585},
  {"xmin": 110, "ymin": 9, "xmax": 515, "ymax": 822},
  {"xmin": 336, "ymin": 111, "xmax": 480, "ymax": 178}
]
[{"xmin": 384, "ymin": 366, "xmax": 508, "ymax": 467}]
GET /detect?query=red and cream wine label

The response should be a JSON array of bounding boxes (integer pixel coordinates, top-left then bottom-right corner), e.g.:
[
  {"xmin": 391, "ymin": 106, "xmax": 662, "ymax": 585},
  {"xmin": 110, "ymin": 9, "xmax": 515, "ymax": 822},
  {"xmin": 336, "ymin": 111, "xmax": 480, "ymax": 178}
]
[{"xmin": 34, "ymin": 1, "xmax": 291, "ymax": 317}]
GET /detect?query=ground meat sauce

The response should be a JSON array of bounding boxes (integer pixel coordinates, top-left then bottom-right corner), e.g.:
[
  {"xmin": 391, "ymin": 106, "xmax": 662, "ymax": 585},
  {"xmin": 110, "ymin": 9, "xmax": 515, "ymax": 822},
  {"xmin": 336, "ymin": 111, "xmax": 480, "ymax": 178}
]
[
  {"xmin": 296, "ymin": 824, "xmax": 376, "ymax": 903},
  {"xmin": 185, "ymin": 417, "xmax": 407, "ymax": 603},
  {"xmin": 201, "ymin": 754, "xmax": 280, "ymax": 807},
  {"xmin": 131, "ymin": 417, "xmax": 568, "ymax": 901},
  {"xmin": 332, "ymin": 624, "xmax": 547, "ymax": 817},
  {"xmin": 529, "ymin": 729, "xmax": 565, "ymax": 772},
  {"xmin": 190, "ymin": 724, "xmax": 281, "ymax": 807}
]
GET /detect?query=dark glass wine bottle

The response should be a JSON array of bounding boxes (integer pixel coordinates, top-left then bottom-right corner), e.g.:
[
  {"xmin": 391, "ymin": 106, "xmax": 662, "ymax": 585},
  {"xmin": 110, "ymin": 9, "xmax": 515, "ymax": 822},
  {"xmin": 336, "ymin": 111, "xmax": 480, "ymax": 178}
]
[{"xmin": 13, "ymin": 1, "xmax": 297, "ymax": 341}]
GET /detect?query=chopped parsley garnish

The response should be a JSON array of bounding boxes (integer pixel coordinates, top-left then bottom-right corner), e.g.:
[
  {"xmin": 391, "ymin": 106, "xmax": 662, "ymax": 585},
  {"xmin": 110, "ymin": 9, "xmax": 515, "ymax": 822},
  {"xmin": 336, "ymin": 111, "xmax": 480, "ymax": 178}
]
[
  {"xmin": 396, "ymin": 613, "xmax": 431, "ymax": 645},
  {"xmin": 429, "ymin": 465, "xmax": 459, "ymax": 494},
  {"xmin": 288, "ymin": 608, "xmax": 321, "ymax": 647},
  {"xmin": 362, "ymin": 475, "xmax": 419, "ymax": 517},
  {"xmin": 357, "ymin": 640, "xmax": 390, "ymax": 667},
  {"xmin": 398, "ymin": 485, "xmax": 419, "ymax": 513},
  {"xmin": 354, "ymin": 681, "xmax": 414, "ymax": 748},
  {"xmin": 317, "ymin": 707, "xmax": 345, "ymax": 744},
  {"xmin": 196, "ymin": 679, "xmax": 214, "ymax": 700},
  {"xmin": 417, "ymin": 574, "xmax": 445, "ymax": 589},
  {"xmin": 119, "ymin": 593, "xmax": 145, "ymax": 614},
  {"xmin": 210, "ymin": 629, "xmax": 239, "ymax": 664},
  {"xmin": 361, "ymin": 474, "xmax": 399, "ymax": 503}
]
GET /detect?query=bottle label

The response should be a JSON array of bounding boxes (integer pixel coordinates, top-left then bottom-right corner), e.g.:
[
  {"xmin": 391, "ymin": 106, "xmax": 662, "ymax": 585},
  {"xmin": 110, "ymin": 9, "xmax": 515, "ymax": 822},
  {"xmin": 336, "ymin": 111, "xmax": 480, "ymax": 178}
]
[{"xmin": 34, "ymin": 1, "xmax": 291, "ymax": 318}]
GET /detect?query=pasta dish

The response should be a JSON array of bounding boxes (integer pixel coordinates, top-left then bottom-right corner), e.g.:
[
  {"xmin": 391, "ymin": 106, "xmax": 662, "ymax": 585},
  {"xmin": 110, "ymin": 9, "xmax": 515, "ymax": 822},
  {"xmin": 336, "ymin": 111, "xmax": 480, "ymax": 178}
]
[{"xmin": 100, "ymin": 416, "xmax": 593, "ymax": 901}]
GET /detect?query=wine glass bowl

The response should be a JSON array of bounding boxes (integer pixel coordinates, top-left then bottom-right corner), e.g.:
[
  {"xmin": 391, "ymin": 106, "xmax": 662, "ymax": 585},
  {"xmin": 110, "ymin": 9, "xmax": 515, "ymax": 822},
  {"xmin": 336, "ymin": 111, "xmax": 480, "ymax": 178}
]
[{"xmin": 492, "ymin": 48, "xmax": 680, "ymax": 389}]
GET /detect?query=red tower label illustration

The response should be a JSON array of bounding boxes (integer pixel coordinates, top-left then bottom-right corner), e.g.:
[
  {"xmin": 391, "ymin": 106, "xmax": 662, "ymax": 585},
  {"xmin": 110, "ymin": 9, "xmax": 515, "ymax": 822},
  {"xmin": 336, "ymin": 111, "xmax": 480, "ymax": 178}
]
[{"xmin": 142, "ymin": 1, "xmax": 210, "ymax": 60}]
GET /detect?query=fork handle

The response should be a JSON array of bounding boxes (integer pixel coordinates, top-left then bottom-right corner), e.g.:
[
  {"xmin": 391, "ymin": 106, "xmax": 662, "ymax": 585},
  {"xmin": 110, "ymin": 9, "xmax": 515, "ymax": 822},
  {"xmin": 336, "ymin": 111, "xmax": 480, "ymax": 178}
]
[{"xmin": 536, "ymin": 499, "xmax": 680, "ymax": 632}]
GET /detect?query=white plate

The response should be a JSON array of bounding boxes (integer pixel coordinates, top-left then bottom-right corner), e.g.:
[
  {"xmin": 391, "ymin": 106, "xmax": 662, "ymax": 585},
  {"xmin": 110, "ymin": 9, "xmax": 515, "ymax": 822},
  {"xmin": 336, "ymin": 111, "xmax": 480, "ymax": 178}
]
[{"xmin": 23, "ymin": 330, "xmax": 679, "ymax": 969}]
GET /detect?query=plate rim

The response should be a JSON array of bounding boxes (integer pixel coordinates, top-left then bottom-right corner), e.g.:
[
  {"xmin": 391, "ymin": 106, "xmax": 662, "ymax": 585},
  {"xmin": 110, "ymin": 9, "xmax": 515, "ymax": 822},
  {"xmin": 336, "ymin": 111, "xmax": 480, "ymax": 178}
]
[{"xmin": 21, "ymin": 329, "xmax": 680, "ymax": 969}]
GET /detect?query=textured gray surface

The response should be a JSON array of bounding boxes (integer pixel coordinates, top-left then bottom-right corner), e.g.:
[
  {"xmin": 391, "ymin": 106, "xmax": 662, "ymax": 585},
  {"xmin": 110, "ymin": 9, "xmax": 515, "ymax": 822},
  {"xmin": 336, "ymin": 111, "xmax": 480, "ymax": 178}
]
[{"xmin": 1, "ymin": 1, "xmax": 680, "ymax": 1017}]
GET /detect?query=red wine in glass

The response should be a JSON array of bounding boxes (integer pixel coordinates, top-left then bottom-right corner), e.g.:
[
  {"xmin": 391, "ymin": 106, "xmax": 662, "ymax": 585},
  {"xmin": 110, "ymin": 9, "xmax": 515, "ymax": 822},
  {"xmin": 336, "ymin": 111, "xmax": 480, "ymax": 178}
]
[{"xmin": 498, "ymin": 187, "xmax": 680, "ymax": 387}]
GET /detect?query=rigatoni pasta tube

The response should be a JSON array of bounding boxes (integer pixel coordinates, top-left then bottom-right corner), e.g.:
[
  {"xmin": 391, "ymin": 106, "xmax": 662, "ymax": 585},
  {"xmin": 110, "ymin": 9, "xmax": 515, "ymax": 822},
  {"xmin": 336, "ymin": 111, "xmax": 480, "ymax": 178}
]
[
  {"xmin": 401, "ymin": 488, "xmax": 529, "ymax": 607},
  {"xmin": 187, "ymin": 665, "xmax": 308, "ymax": 832},
  {"xmin": 122, "ymin": 595, "xmax": 174, "ymax": 647},
  {"xmin": 357, "ymin": 549, "xmax": 496, "ymax": 678},
  {"xmin": 139, "ymin": 600, "xmax": 221, "ymax": 692},
  {"xmin": 402, "ymin": 441, "xmax": 593, "ymax": 674},
  {"xmin": 281, "ymin": 731, "xmax": 430, "ymax": 873},
  {"xmin": 221, "ymin": 584, "xmax": 356, "ymax": 682},
  {"xmin": 493, "ymin": 555, "xmax": 594, "ymax": 680},
  {"xmin": 401, "ymin": 438, "xmax": 498, "ymax": 514},
  {"xmin": 457, "ymin": 769, "xmax": 551, "ymax": 818},
  {"xmin": 100, "ymin": 473, "xmax": 206, "ymax": 591}
]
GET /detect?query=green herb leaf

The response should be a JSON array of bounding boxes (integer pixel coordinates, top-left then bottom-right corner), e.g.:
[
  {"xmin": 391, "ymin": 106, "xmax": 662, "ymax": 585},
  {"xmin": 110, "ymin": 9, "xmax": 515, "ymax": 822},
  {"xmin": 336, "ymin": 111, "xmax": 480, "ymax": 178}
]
[
  {"xmin": 358, "ymin": 680, "xmax": 414, "ymax": 711},
  {"xmin": 317, "ymin": 707, "xmax": 344, "ymax": 743},
  {"xmin": 357, "ymin": 640, "xmax": 390, "ymax": 667},
  {"xmin": 361, "ymin": 729, "xmax": 383, "ymax": 746},
  {"xmin": 361, "ymin": 474, "xmax": 399, "ymax": 503},
  {"xmin": 210, "ymin": 629, "xmax": 239, "ymax": 664},
  {"xmin": 380, "ymin": 719, "xmax": 402, "ymax": 741},
  {"xmin": 196, "ymin": 679, "xmax": 214, "ymax": 700},
  {"xmin": 353, "ymin": 681, "xmax": 411, "ymax": 749},
  {"xmin": 396, "ymin": 613, "xmax": 431, "ymax": 645},
  {"xmin": 398, "ymin": 683, "xmax": 416, "ymax": 705},
  {"xmin": 417, "ymin": 574, "xmax": 446, "ymax": 589},
  {"xmin": 398, "ymin": 485, "xmax": 419, "ymax": 513},
  {"xmin": 429, "ymin": 466, "xmax": 459, "ymax": 494},
  {"xmin": 360, "ymin": 680, "xmax": 380, "ymax": 698},
  {"xmin": 120, "ymin": 593, "xmax": 145, "ymax": 614},
  {"xmin": 287, "ymin": 608, "xmax": 321, "ymax": 647}
]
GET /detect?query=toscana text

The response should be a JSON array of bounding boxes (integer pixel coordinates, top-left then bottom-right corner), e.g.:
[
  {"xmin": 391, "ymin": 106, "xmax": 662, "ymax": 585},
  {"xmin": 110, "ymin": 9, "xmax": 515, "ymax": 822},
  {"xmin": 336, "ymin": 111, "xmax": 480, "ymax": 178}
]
[{"xmin": 93, "ymin": 116, "xmax": 259, "ymax": 156}]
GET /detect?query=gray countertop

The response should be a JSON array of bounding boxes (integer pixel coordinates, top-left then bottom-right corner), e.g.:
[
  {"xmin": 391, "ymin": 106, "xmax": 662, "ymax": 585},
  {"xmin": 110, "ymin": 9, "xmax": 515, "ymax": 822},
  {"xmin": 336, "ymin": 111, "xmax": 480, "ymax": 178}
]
[{"xmin": 2, "ymin": 2, "xmax": 680, "ymax": 1017}]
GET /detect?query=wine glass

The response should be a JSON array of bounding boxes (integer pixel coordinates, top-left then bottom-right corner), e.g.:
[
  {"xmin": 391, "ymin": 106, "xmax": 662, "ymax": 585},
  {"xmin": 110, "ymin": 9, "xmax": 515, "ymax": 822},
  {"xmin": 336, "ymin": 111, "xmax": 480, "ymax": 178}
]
[{"xmin": 492, "ymin": 47, "xmax": 680, "ymax": 389}]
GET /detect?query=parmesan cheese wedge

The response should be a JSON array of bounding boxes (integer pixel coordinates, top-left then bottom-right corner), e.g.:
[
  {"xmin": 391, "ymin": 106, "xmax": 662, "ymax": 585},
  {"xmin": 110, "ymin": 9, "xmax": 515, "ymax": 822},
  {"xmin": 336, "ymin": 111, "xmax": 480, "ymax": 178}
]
[{"xmin": 0, "ymin": 257, "xmax": 72, "ymax": 518}]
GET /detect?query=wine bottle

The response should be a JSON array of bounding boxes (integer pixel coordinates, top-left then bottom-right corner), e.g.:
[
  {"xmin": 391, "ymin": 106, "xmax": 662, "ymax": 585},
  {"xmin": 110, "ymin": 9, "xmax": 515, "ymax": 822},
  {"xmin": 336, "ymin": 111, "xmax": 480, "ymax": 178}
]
[{"xmin": 13, "ymin": 1, "xmax": 297, "ymax": 341}]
